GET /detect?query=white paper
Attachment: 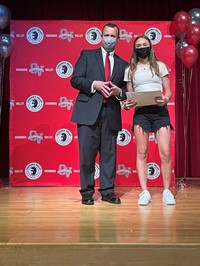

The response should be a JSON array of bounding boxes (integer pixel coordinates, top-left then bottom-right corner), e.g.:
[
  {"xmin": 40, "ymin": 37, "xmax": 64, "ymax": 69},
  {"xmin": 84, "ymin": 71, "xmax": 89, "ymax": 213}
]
[{"xmin": 126, "ymin": 91, "xmax": 162, "ymax": 106}]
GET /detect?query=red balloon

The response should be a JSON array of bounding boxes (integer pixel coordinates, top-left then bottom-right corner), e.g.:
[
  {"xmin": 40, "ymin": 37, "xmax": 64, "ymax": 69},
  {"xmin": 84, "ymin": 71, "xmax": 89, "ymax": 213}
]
[
  {"xmin": 181, "ymin": 45, "xmax": 198, "ymax": 68},
  {"xmin": 173, "ymin": 11, "xmax": 190, "ymax": 34},
  {"xmin": 186, "ymin": 24, "xmax": 200, "ymax": 45}
]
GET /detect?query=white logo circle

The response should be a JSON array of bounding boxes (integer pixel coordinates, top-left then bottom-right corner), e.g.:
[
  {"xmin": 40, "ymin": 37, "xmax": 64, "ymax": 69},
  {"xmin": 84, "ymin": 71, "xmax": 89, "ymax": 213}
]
[
  {"xmin": 85, "ymin": 27, "xmax": 102, "ymax": 44},
  {"xmin": 56, "ymin": 61, "xmax": 73, "ymax": 78},
  {"xmin": 147, "ymin": 162, "xmax": 160, "ymax": 180},
  {"xmin": 117, "ymin": 129, "xmax": 132, "ymax": 146},
  {"xmin": 145, "ymin": 28, "xmax": 162, "ymax": 45},
  {"xmin": 25, "ymin": 162, "xmax": 42, "ymax": 180},
  {"xmin": 55, "ymin": 129, "xmax": 73, "ymax": 146},
  {"xmin": 26, "ymin": 27, "xmax": 44, "ymax": 44},
  {"xmin": 26, "ymin": 95, "xmax": 44, "ymax": 112},
  {"xmin": 94, "ymin": 163, "xmax": 100, "ymax": 179}
]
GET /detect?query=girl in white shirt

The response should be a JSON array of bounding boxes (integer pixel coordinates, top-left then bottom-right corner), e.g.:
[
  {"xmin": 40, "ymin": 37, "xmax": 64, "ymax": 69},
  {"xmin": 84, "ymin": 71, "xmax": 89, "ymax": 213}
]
[{"xmin": 124, "ymin": 34, "xmax": 175, "ymax": 206}]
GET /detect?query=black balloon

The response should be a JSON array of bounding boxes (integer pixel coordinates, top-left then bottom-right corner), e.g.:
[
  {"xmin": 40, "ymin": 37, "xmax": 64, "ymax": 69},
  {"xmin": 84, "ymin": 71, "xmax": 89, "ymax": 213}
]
[
  {"xmin": 175, "ymin": 39, "xmax": 188, "ymax": 59},
  {"xmin": 189, "ymin": 8, "xmax": 200, "ymax": 25},
  {"xmin": 0, "ymin": 34, "xmax": 14, "ymax": 58},
  {"xmin": 0, "ymin": 4, "xmax": 11, "ymax": 30}
]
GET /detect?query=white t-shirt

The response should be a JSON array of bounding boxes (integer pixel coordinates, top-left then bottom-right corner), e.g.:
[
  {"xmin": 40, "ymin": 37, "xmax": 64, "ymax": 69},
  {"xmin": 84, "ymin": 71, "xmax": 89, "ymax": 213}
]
[{"xmin": 124, "ymin": 61, "xmax": 169, "ymax": 92}]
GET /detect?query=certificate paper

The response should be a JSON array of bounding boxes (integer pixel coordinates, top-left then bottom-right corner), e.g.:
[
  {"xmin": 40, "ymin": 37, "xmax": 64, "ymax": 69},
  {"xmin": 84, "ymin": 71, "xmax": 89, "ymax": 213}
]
[{"xmin": 126, "ymin": 91, "xmax": 162, "ymax": 106}]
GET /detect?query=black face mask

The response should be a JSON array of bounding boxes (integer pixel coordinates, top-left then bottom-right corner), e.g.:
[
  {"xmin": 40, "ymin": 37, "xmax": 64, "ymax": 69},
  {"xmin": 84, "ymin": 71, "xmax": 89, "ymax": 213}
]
[{"xmin": 136, "ymin": 47, "xmax": 151, "ymax": 59}]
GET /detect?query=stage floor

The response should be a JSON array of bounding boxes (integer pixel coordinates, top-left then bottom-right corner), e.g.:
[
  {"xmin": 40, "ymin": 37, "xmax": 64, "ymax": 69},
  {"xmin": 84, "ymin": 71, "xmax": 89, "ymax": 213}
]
[{"xmin": 0, "ymin": 179, "xmax": 200, "ymax": 265}]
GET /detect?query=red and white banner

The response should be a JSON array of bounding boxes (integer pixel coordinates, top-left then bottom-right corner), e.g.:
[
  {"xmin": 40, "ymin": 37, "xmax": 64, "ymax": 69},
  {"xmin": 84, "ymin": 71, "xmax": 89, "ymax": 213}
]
[{"xmin": 9, "ymin": 20, "xmax": 175, "ymax": 186}]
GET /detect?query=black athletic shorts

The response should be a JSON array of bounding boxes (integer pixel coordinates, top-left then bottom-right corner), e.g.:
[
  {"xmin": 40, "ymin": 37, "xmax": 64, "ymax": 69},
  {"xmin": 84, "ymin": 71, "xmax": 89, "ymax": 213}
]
[{"xmin": 132, "ymin": 105, "xmax": 173, "ymax": 132}]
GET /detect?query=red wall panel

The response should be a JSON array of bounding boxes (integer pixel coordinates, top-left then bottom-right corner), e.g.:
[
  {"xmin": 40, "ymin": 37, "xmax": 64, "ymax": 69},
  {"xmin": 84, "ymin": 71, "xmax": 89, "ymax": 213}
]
[{"xmin": 9, "ymin": 20, "xmax": 175, "ymax": 186}]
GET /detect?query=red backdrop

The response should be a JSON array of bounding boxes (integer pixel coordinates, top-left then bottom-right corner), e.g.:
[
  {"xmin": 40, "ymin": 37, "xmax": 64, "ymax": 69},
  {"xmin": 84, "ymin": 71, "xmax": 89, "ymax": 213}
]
[{"xmin": 9, "ymin": 20, "xmax": 175, "ymax": 186}]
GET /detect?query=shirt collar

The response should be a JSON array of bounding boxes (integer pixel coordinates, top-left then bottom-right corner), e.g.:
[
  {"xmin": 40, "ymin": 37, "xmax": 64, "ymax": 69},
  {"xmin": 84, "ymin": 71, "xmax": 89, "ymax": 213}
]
[{"xmin": 101, "ymin": 47, "xmax": 114, "ymax": 57}]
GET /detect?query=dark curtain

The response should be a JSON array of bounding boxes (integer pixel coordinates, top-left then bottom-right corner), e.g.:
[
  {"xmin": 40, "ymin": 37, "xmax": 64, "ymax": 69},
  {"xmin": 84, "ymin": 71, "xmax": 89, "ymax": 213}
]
[
  {"xmin": 0, "ymin": 0, "xmax": 200, "ymax": 179},
  {"xmin": 175, "ymin": 46, "xmax": 200, "ymax": 177}
]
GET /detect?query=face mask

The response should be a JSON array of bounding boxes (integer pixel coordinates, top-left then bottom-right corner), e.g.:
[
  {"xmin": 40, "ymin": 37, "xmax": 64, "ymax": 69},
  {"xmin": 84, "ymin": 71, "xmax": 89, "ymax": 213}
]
[
  {"xmin": 135, "ymin": 47, "xmax": 151, "ymax": 59},
  {"xmin": 102, "ymin": 36, "xmax": 118, "ymax": 51}
]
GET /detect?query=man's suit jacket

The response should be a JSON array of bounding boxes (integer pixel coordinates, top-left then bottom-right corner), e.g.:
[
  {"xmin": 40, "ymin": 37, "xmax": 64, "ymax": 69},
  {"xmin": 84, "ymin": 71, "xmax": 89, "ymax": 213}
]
[{"xmin": 70, "ymin": 48, "xmax": 128, "ymax": 131}]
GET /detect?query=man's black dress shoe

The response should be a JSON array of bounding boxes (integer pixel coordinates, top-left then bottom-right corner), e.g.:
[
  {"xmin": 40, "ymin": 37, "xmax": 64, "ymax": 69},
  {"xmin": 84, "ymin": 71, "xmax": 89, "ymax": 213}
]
[
  {"xmin": 102, "ymin": 193, "xmax": 121, "ymax": 204},
  {"xmin": 82, "ymin": 196, "xmax": 94, "ymax": 205}
]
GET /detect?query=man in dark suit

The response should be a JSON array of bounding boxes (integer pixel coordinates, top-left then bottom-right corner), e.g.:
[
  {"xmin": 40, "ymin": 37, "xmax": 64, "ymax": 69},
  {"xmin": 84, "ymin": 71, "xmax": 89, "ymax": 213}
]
[{"xmin": 70, "ymin": 23, "xmax": 128, "ymax": 205}]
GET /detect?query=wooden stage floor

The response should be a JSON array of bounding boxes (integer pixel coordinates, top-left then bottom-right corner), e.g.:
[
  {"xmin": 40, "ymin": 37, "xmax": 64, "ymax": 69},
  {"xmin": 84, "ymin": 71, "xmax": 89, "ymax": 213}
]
[{"xmin": 0, "ymin": 179, "xmax": 200, "ymax": 266}]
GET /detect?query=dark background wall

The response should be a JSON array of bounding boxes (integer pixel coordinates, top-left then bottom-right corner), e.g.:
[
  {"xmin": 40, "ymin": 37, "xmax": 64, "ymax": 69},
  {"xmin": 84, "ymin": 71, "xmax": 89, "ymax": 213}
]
[
  {"xmin": 1, "ymin": 0, "xmax": 200, "ymax": 21},
  {"xmin": 0, "ymin": 0, "xmax": 200, "ymax": 180}
]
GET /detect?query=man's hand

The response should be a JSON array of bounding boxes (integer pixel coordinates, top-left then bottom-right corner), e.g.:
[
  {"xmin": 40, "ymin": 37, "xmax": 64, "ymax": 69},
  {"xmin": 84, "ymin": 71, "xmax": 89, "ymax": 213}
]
[
  {"xmin": 93, "ymin": 81, "xmax": 111, "ymax": 98},
  {"xmin": 109, "ymin": 81, "xmax": 122, "ymax": 96}
]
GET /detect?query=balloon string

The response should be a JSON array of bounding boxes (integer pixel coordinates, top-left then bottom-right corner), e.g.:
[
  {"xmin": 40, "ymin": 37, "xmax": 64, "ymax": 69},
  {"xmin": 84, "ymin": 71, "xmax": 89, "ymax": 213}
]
[
  {"xmin": 182, "ymin": 63, "xmax": 187, "ymax": 181},
  {"xmin": 0, "ymin": 57, "xmax": 5, "ymax": 128},
  {"xmin": 185, "ymin": 66, "xmax": 193, "ymax": 176},
  {"xmin": 182, "ymin": 65, "xmax": 192, "ymax": 186},
  {"xmin": 178, "ymin": 63, "xmax": 189, "ymax": 189}
]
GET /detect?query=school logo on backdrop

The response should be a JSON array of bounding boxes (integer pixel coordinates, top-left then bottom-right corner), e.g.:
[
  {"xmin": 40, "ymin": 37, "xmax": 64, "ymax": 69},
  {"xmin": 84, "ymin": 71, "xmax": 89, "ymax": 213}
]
[
  {"xmin": 94, "ymin": 163, "xmax": 100, "ymax": 179},
  {"xmin": 145, "ymin": 28, "xmax": 162, "ymax": 45},
  {"xmin": 26, "ymin": 95, "xmax": 44, "ymax": 112},
  {"xmin": 25, "ymin": 162, "xmax": 43, "ymax": 180},
  {"xmin": 117, "ymin": 164, "xmax": 132, "ymax": 178},
  {"xmin": 57, "ymin": 164, "xmax": 72, "ymax": 178},
  {"xmin": 117, "ymin": 129, "xmax": 132, "ymax": 146},
  {"xmin": 29, "ymin": 63, "xmax": 44, "ymax": 76},
  {"xmin": 26, "ymin": 27, "xmax": 44, "ymax": 44},
  {"xmin": 120, "ymin": 29, "xmax": 133, "ymax": 43},
  {"xmin": 86, "ymin": 27, "xmax": 102, "ymax": 44},
  {"xmin": 56, "ymin": 61, "xmax": 73, "ymax": 78},
  {"xmin": 59, "ymin": 29, "xmax": 74, "ymax": 42},
  {"xmin": 147, "ymin": 162, "xmax": 160, "ymax": 180},
  {"xmin": 58, "ymin": 97, "xmax": 73, "ymax": 110},
  {"xmin": 10, "ymin": 99, "xmax": 15, "ymax": 110},
  {"xmin": 55, "ymin": 129, "xmax": 73, "ymax": 146},
  {"xmin": 28, "ymin": 130, "xmax": 43, "ymax": 144}
]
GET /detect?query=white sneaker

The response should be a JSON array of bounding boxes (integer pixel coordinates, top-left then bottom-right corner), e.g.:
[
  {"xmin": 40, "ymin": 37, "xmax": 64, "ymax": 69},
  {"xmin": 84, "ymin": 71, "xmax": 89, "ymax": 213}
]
[
  {"xmin": 138, "ymin": 190, "xmax": 151, "ymax": 205},
  {"xmin": 162, "ymin": 189, "xmax": 176, "ymax": 205}
]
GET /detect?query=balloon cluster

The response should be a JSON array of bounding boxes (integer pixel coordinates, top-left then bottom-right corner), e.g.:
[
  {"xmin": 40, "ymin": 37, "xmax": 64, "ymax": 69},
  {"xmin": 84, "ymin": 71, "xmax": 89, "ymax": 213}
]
[
  {"xmin": 173, "ymin": 8, "xmax": 200, "ymax": 68},
  {"xmin": 0, "ymin": 4, "xmax": 13, "ymax": 58},
  {"xmin": 0, "ymin": 4, "xmax": 13, "ymax": 129}
]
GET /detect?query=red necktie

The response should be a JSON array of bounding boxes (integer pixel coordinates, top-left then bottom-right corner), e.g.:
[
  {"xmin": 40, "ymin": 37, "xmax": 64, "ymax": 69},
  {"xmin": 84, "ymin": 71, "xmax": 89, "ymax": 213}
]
[{"xmin": 104, "ymin": 52, "xmax": 111, "ymax": 82}]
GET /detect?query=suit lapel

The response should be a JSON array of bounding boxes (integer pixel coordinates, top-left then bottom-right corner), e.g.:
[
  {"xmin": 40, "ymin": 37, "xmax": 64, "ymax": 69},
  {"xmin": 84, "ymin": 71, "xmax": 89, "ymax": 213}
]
[
  {"xmin": 111, "ymin": 54, "xmax": 119, "ymax": 81},
  {"xmin": 95, "ymin": 48, "xmax": 105, "ymax": 80}
]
